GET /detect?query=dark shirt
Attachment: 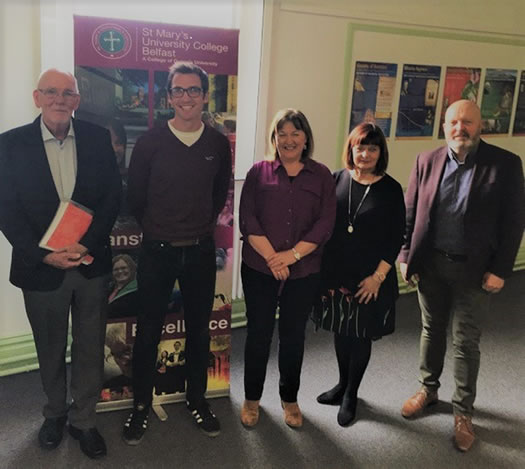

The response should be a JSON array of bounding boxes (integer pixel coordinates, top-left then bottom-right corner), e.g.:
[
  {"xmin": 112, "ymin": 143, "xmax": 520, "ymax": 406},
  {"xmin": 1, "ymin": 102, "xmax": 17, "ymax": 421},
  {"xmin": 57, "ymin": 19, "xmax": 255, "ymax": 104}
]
[
  {"xmin": 432, "ymin": 147, "xmax": 476, "ymax": 255},
  {"xmin": 127, "ymin": 124, "xmax": 232, "ymax": 241},
  {"xmin": 239, "ymin": 158, "xmax": 336, "ymax": 279},
  {"xmin": 322, "ymin": 170, "xmax": 405, "ymax": 290}
]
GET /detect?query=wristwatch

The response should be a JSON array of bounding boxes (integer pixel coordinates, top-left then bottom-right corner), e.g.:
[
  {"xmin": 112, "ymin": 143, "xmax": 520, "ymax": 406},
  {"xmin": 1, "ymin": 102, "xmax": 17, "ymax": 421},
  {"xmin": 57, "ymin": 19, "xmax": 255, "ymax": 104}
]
[{"xmin": 292, "ymin": 247, "xmax": 301, "ymax": 261}]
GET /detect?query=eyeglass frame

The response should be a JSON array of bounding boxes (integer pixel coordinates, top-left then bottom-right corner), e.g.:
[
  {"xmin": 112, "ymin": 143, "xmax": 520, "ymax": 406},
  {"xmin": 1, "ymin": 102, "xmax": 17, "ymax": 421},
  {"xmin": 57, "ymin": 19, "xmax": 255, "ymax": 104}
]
[
  {"xmin": 168, "ymin": 86, "xmax": 204, "ymax": 99},
  {"xmin": 37, "ymin": 88, "xmax": 80, "ymax": 101}
]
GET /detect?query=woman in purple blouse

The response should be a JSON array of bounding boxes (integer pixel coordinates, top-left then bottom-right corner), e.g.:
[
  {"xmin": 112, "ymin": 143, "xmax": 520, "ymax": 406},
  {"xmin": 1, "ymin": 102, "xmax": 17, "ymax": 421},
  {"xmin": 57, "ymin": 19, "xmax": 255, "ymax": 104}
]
[{"xmin": 239, "ymin": 109, "xmax": 336, "ymax": 428}]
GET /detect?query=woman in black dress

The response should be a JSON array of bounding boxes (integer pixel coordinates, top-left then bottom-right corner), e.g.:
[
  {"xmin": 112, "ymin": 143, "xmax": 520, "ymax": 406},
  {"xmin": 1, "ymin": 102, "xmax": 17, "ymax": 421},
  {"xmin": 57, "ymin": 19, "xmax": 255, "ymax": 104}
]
[{"xmin": 313, "ymin": 123, "xmax": 405, "ymax": 426}]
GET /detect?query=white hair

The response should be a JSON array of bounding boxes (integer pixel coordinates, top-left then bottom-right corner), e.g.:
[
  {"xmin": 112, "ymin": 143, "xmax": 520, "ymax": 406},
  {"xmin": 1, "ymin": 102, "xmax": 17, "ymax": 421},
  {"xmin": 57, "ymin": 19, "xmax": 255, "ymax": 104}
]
[{"xmin": 37, "ymin": 68, "xmax": 79, "ymax": 93}]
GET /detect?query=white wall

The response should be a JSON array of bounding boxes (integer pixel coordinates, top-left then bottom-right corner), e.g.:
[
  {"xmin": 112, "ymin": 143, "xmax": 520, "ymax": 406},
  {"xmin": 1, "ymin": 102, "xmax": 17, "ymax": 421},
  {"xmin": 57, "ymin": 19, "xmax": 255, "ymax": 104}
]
[
  {"xmin": 0, "ymin": 1, "xmax": 41, "ymax": 338},
  {"xmin": 261, "ymin": 0, "xmax": 525, "ymax": 181}
]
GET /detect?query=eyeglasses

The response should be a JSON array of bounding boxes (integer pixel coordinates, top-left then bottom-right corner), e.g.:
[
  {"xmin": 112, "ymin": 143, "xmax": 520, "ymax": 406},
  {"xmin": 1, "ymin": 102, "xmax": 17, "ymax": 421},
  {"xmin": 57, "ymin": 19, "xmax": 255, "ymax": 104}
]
[
  {"xmin": 38, "ymin": 88, "xmax": 80, "ymax": 101},
  {"xmin": 169, "ymin": 86, "xmax": 203, "ymax": 98}
]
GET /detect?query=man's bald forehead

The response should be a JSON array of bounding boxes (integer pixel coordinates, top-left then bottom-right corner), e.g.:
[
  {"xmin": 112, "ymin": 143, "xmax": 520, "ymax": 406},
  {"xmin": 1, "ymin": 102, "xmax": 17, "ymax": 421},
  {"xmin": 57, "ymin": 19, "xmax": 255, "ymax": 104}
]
[
  {"xmin": 445, "ymin": 99, "xmax": 481, "ymax": 122},
  {"xmin": 37, "ymin": 68, "xmax": 78, "ymax": 92}
]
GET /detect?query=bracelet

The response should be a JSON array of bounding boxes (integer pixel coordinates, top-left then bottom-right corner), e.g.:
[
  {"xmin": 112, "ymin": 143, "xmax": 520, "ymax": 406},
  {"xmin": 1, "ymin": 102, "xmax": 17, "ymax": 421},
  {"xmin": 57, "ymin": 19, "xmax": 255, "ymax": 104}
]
[
  {"xmin": 292, "ymin": 247, "xmax": 301, "ymax": 261},
  {"xmin": 373, "ymin": 271, "xmax": 386, "ymax": 283}
]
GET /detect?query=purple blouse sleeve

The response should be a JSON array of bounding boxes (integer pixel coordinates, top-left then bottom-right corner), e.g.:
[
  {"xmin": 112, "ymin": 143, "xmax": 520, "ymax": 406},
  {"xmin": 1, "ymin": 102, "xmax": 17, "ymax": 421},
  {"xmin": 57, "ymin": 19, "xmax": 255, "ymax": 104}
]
[
  {"xmin": 239, "ymin": 164, "xmax": 265, "ymax": 237},
  {"xmin": 300, "ymin": 164, "xmax": 336, "ymax": 246}
]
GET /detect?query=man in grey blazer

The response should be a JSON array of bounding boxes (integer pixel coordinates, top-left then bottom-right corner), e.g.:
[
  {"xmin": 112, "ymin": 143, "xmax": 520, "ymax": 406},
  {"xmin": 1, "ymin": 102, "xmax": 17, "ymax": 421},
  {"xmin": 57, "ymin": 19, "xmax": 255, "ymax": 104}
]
[
  {"xmin": 0, "ymin": 69, "xmax": 121, "ymax": 459},
  {"xmin": 399, "ymin": 100, "xmax": 524, "ymax": 452}
]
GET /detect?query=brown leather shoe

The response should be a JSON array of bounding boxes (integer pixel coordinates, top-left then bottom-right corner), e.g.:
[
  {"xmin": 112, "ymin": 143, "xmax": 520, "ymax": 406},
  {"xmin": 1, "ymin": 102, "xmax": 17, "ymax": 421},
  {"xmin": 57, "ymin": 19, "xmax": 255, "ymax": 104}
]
[
  {"xmin": 240, "ymin": 400, "xmax": 260, "ymax": 427},
  {"xmin": 454, "ymin": 415, "xmax": 475, "ymax": 452},
  {"xmin": 401, "ymin": 388, "xmax": 438, "ymax": 418},
  {"xmin": 281, "ymin": 401, "xmax": 303, "ymax": 428}
]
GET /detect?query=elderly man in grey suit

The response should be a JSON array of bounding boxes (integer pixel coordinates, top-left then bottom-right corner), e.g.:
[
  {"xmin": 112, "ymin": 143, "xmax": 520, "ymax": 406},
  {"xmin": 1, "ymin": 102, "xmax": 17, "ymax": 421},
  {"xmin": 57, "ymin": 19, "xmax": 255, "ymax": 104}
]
[
  {"xmin": 399, "ymin": 100, "xmax": 524, "ymax": 452},
  {"xmin": 0, "ymin": 69, "xmax": 121, "ymax": 459}
]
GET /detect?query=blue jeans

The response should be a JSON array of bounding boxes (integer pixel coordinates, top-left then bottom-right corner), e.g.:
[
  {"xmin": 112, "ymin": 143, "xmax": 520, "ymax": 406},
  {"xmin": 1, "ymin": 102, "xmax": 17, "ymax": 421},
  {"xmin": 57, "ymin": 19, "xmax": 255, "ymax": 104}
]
[{"xmin": 132, "ymin": 238, "xmax": 216, "ymax": 408}]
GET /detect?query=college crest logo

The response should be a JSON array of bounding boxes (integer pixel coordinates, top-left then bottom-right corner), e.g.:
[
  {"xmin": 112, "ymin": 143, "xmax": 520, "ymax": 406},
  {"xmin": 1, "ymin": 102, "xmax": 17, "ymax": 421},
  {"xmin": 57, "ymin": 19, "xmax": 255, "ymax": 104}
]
[{"xmin": 92, "ymin": 23, "xmax": 132, "ymax": 59}]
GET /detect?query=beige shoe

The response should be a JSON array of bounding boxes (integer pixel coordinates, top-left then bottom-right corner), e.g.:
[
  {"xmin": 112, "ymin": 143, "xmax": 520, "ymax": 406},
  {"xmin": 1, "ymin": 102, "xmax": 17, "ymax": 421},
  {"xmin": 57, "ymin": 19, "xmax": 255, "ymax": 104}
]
[
  {"xmin": 281, "ymin": 401, "xmax": 303, "ymax": 428},
  {"xmin": 454, "ymin": 414, "xmax": 475, "ymax": 452},
  {"xmin": 401, "ymin": 388, "xmax": 438, "ymax": 418},
  {"xmin": 240, "ymin": 400, "xmax": 260, "ymax": 427}
]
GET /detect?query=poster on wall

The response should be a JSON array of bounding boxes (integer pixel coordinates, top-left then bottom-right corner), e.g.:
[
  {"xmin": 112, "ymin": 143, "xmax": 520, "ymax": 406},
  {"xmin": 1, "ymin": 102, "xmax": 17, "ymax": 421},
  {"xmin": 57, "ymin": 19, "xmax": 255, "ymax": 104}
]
[
  {"xmin": 438, "ymin": 67, "xmax": 481, "ymax": 138},
  {"xmin": 480, "ymin": 68, "xmax": 517, "ymax": 135},
  {"xmin": 73, "ymin": 15, "xmax": 238, "ymax": 411},
  {"xmin": 512, "ymin": 71, "xmax": 525, "ymax": 136},
  {"xmin": 396, "ymin": 64, "xmax": 441, "ymax": 138},
  {"xmin": 349, "ymin": 61, "xmax": 397, "ymax": 137}
]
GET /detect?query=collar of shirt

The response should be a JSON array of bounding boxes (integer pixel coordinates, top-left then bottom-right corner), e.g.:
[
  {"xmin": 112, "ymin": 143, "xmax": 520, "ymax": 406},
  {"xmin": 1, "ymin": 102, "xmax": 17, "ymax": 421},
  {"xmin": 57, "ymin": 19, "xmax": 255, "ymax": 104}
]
[
  {"xmin": 447, "ymin": 141, "xmax": 479, "ymax": 168},
  {"xmin": 271, "ymin": 157, "xmax": 315, "ymax": 174},
  {"xmin": 168, "ymin": 120, "xmax": 205, "ymax": 147},
  {"xmin": 40, "ymin": 118, "xmax": 75, "ymax": 143}
]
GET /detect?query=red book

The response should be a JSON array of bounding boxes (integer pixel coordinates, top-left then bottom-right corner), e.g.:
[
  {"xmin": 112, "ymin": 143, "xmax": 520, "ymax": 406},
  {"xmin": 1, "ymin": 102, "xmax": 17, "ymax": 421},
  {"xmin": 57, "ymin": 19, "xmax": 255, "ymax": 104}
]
[{"xmin": 39, "ymin": 200, "xmax": 94, "ymax": 265}]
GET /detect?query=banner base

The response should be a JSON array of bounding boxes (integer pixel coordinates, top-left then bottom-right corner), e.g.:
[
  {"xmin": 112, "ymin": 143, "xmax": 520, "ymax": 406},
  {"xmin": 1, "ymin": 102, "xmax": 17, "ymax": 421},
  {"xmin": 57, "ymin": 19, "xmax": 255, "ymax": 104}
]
[
  {"xmin": 152, "ymin": 404, "xmax": 168, "ymax": 421},
  {"xmin": 96, "ymin": 388, "xmax": 230, "ymax": 416}
]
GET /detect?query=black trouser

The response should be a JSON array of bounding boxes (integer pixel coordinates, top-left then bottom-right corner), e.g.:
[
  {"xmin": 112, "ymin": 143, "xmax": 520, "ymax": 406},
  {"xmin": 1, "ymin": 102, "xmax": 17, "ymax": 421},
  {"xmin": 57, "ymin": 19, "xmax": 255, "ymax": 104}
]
[
  {"xmin": 132, "ymin": 238, "xmax": 216, "ymax": 408},
  {"xmin": 241, "ymin": 263, "xmax": 319, "ymax": 402}
]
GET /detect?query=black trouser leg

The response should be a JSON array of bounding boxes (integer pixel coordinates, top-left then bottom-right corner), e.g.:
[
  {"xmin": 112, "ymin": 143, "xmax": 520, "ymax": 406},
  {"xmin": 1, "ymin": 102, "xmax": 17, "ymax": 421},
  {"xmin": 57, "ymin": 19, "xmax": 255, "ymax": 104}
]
[
  {"xmin": 277, "ymin": 273, "xmax": 320, "ymax": 403},
  {"xmin": 132, "ymin": 243, "xmax": 179, "ymax": 408},
  {"xmin": 241, "ymin": 263, "xmax": 279, "ymax": 401},
  {"xmin": 178, "ymin": 239, "xmax": 216, "ymax": 407}
]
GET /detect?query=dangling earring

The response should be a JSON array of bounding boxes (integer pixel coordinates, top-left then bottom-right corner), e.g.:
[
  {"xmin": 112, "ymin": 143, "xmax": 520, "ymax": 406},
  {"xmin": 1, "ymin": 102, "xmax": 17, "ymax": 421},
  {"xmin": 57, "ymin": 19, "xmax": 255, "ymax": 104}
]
[{"xmin": 304, "ymin": 144, "xmax": 307, "ymax": 150}]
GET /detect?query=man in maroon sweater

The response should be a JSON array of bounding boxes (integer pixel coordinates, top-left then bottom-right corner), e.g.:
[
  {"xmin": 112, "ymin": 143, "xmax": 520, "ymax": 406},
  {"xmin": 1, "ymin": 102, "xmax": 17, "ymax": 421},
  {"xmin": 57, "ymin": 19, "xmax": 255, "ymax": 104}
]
[{"xmin": 124, "ymin": 62, "xmax": 232, "ymax": 445}]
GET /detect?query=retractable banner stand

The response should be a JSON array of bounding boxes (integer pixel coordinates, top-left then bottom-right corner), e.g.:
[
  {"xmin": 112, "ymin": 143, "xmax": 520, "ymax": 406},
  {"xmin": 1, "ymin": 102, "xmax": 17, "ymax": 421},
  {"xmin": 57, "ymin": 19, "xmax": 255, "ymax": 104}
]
[{"xmin": 73, "ymin": 15, "xmax": 238, "ymax": 414}]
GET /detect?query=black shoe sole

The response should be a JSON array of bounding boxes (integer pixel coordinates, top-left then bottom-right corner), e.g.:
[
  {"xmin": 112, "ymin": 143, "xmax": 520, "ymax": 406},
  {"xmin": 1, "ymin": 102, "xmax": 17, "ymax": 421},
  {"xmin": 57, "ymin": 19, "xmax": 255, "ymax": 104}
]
[
  {"xmin": 123, "ymin": 434, "xmax": 145, "ymax": 446},
  {"xmin": 38, "ymin": 438, "xmax": 62, "ymax": 450},
  {"xmin": 199, "ymin": 428, "xmax": 221, "ymax": 438}
]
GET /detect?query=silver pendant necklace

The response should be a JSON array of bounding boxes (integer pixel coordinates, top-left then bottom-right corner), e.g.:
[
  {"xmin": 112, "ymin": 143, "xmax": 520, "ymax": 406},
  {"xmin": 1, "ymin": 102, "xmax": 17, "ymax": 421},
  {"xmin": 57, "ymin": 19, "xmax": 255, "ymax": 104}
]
[{"xmin": 347, "ymin": 172, "xmax": 371, "ymax": 234}]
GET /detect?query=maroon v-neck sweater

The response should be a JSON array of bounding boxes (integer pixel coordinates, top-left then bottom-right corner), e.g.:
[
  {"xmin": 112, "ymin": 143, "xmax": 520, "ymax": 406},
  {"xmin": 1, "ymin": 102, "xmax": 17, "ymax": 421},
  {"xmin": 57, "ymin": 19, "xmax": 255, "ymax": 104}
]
[{"xmin": 127, "ymin": 124, "xmax": 232, "ymax": 241}]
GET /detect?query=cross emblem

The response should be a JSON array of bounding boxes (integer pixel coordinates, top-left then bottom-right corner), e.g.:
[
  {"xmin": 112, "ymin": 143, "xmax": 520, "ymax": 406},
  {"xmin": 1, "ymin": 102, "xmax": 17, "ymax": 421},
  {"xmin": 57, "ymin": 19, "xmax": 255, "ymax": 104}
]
[{"xmin": 103, "ymin": 31, "xmax": 121, "ymax": 52}]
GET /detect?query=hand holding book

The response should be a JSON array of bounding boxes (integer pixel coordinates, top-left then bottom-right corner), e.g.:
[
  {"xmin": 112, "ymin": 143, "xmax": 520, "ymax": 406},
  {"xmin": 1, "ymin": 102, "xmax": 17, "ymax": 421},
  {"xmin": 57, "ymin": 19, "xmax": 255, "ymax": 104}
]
[{"xmin": 39, "ymin": 201, "xmax": 95, "ymax": 266}]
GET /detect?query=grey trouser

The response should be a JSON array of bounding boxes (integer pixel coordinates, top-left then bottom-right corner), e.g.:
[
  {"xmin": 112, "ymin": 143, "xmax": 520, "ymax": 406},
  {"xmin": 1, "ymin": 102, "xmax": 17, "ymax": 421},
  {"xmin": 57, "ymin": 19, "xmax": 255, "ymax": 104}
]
[
  {"xmin": 416, "ymin": 251, "xmax": 489, "ymax": 416},
  {"xmin": 23, "ymin": 269, "xmax": 108, "ymax": 428}
]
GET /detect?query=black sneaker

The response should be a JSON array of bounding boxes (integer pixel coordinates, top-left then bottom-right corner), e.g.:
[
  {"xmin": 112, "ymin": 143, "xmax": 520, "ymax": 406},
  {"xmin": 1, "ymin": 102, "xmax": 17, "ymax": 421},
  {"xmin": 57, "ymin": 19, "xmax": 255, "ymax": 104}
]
[
  {"xmin": 186, "ymin": 401, "xmax": 221, "ymax": 437},
  {"xmin": 123, "ymin": 404, "xmax": 149, "ymax": 446}
]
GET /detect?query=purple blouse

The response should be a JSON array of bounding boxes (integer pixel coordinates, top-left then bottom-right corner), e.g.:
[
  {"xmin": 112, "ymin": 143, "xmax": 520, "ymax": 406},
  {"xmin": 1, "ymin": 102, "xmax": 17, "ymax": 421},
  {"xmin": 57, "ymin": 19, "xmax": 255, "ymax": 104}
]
[{"xmin": 239, "ymin": 158, "xmax": 336, "ymax": 279}]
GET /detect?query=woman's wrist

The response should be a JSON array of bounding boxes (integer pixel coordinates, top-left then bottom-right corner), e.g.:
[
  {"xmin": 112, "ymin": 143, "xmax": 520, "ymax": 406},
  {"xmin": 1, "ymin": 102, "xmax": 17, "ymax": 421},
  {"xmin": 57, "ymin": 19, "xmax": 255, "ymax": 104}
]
[{"xmin": 373, "ymin": 271, "xmax": 386, "ymax": 283}]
